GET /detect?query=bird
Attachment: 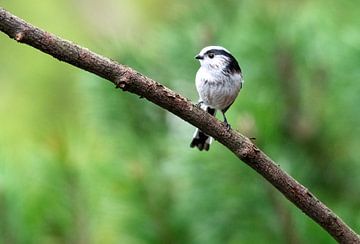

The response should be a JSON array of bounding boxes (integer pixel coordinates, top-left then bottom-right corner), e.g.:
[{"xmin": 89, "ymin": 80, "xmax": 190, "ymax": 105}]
[{"xmin": 190, "ymin": 46, "xmax": 244, "ymax": 151}]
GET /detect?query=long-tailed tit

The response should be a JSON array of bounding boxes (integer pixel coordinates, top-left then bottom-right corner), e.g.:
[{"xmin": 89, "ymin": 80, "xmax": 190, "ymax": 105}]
[{"xmin": 190, "ymin": 46, "xmax": 244, "ymax": 151}]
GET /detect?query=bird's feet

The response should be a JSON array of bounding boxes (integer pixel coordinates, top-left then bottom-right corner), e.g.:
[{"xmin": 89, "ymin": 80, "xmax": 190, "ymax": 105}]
[
  {"xmin": 223, "ymin": 121, "xmax": 231, "ymax": 130},
  {"xmin": 195, "ymin": 101, "xmax": 204, "ymax": 108}
]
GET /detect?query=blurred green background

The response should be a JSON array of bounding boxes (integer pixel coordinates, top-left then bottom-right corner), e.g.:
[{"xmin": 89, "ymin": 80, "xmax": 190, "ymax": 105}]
[{"xmin": 1, "ymin": 1, "xmax": 359, "ymax": 243}]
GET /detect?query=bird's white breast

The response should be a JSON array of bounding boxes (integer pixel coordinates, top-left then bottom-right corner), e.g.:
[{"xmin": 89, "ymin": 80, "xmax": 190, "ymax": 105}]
[{"xmin": 196, "ymin": 67, "xmax": 243, "ymax": 111}]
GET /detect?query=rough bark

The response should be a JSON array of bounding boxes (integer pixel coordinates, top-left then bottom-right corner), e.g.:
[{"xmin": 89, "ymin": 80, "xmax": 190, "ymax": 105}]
[{"xmin": 0, "ymin": 8, "xmax": 359, "ymax": 243}]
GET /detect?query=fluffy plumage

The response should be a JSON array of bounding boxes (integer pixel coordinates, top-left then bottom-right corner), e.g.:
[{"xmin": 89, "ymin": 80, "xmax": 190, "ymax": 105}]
[{"xmin": 190, "ymin": 46, "xmax": 243, "ymax": 151}]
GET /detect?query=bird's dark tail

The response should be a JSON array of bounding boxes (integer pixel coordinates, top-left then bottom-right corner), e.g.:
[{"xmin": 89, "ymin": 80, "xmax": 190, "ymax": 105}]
[{"xmin": 190, "ymin": 106, "xmax": 216, "ymax": 151}]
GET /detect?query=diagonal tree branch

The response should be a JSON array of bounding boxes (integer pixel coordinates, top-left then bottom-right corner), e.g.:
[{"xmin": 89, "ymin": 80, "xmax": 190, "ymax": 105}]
[{"xmin": 0, "ymin": 8, "xmax": 359, "ymax": 243}]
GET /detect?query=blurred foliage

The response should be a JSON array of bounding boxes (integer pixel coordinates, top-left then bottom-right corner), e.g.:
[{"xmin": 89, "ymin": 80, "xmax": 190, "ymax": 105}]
[{"xmin": 0, "ymin": 0, "xmax": 360, "ymax": 243}]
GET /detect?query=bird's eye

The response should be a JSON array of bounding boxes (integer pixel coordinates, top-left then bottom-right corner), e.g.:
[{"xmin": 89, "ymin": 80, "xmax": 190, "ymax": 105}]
[{"xmin": 208, "ymin": 53, "xmax": 214, "ymax": 59}]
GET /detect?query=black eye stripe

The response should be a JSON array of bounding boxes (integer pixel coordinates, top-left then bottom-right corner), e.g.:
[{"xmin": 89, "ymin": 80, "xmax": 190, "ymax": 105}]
[
  {"xmin": 203, "ymin": 49, "xmax": 241, "ymax": 73},
  {"xmin": 204, "ymin": 49, "xmax": 231, "ymax": 58}
]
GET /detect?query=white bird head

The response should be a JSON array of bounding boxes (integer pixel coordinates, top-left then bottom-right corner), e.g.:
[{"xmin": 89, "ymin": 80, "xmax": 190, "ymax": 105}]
[{"xmin": 195, "ymin": 46, "xmax": 241, "ymax": 73}]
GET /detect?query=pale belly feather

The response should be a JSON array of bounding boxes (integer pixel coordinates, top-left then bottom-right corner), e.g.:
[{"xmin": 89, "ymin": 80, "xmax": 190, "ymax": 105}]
[{"xmin": 196, "ymin": 68, "xmax": 242, "ymax": 111}]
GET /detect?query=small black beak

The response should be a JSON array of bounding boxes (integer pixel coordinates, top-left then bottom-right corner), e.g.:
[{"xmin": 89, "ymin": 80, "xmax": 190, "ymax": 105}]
[{"xmin": 195, "ymin": 54, "xmax": 203, "ymax": 60}]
